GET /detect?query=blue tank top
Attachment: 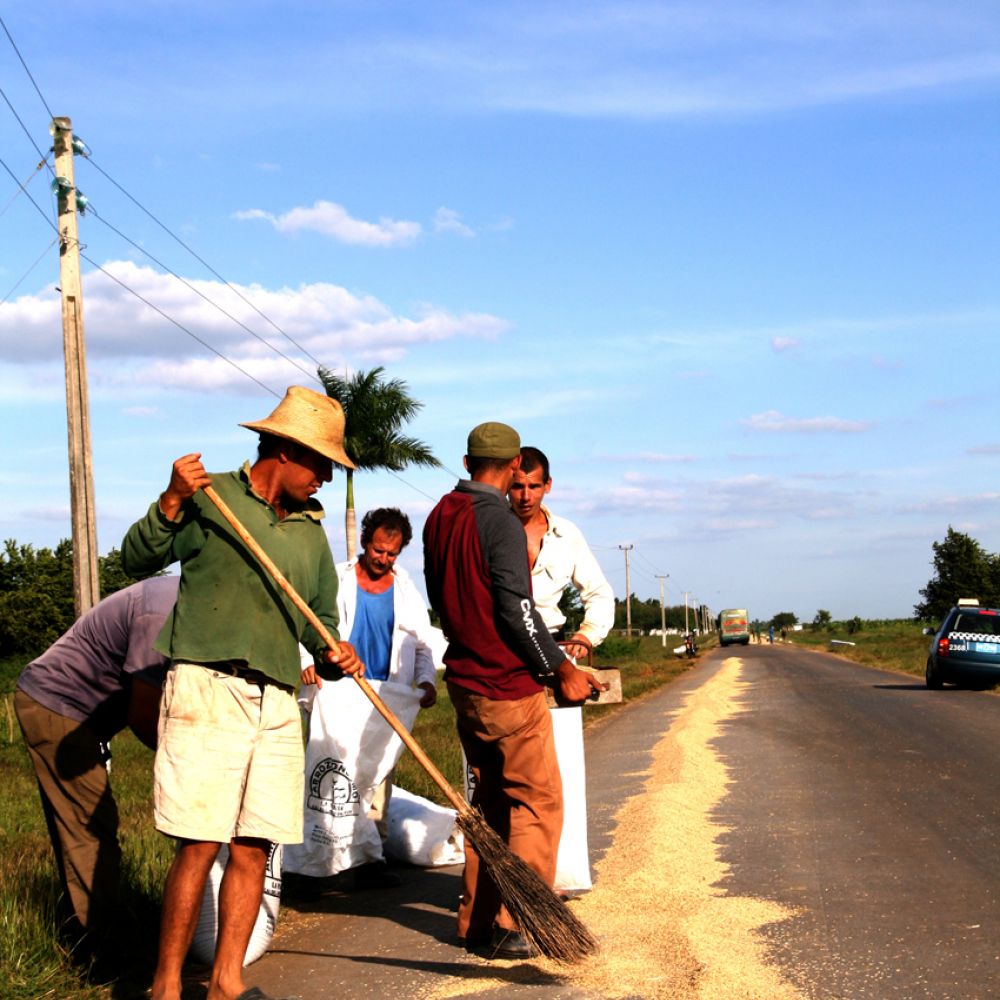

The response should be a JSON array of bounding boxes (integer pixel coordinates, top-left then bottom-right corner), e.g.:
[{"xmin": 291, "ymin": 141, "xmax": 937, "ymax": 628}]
[{"xmin": 349, "ymin": 585, "xmax": 395, "ymax": 682}]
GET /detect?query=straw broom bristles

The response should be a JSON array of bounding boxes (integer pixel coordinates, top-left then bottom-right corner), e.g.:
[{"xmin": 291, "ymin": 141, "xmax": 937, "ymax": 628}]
[
  {"xmin": 202, "ymin": 485, "xmax": 599, "ymax": 963},
  {"xmin": 456, "ymin": 806, "xmax": 599, "ymax": 963}
]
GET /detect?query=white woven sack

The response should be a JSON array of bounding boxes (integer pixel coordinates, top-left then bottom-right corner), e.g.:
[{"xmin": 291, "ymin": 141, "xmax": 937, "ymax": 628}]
[
  {"xmin": 189, "ymin": 841, "xmax": 283, "ymax": 967},
  {"xmin": 384, "ymin": 785, "xmax": 464, "ymax": 867},
  {"xmin": 460, "ymin": 705, "xmax": 592, "ymax": 892},
  {"xmin": 283, "ymin": 677, "xmax": 421, "ymax": 877}
]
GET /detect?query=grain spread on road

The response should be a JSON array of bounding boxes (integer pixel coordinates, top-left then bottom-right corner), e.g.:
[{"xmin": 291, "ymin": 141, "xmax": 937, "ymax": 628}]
[{"xmin": 423, "ymin": 656, "xmax": 805, "ymax": 999}]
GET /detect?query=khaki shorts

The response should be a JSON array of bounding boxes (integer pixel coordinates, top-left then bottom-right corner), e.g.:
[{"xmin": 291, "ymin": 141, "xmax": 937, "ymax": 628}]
[{"xmin": 154, "ymin": 663, "xmax": 304, "ymax": 844}]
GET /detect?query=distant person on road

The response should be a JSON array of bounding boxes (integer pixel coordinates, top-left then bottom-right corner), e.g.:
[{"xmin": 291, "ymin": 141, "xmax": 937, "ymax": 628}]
[
  {"xmin": 121, "ymin": 385, "xmax": 362, "ymax": 1000},
  {"xmin": 768, "ymin": 625, "xmax": 775, "ymax": 644},
  {"xmin": 298, "ymin": 506, "xmax": 439, "ymax": 890},
  {"xmin": 508, "ymin": 445, "xmax": 614, "ymax": 896},
  {"xmin": 14, "ymin": 576, "xmax": 178, "ymax": 969},
  {"xmin": 423, "ymin": 422, "xmax": 601, "ymax": 960}
]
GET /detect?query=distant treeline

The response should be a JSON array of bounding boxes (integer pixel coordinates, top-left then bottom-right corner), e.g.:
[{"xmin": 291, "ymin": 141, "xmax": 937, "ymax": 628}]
[{"xmin": 0, "ymin": 539, "xmax": 139, "ymax": 658}]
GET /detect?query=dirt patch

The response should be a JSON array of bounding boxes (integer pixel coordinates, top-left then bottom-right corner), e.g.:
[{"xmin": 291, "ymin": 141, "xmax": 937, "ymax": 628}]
[{"xmin": 423, "ymin": 657, "xmax": 803, "ymax": 999}]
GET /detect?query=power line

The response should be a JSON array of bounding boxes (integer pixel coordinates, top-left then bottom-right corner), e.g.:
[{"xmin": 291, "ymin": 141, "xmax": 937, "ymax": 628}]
[
  {"xmin": 0, "ymin": 149, "xmax": 59, "ymax": 234},
  {"xmin": 78, "ymin": 250, "xmax": 283, "ymax": 399},
  {"xmin": 81, "ymin": 154, "xmax": 327, "ymax": 369},
  {"xmin": 0, "ymin": 157, "xmax": 46, "ymax": 220},
  {"xmin": 0, "ymin": 82, "xmax": 55, "ymax": 177},
  {"xmin": 86, "ymin": 205, "xmax": 321, "ymax": 385},
  {"xmin": 632, "ymin": 547, "xmax": 666, "ymax": 578},
  {"xmin": 1, "ymin": 236, "xmax": 56, "ymax": 305},
  {"xmin": 0, "ymin": 14, "xmax": 55, "ymax": 120}
]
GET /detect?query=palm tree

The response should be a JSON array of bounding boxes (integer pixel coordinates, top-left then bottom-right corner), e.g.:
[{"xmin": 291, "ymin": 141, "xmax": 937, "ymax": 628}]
[{"xmin": 318, "ymin": 366, "xmax": 441, "ymax": 560}]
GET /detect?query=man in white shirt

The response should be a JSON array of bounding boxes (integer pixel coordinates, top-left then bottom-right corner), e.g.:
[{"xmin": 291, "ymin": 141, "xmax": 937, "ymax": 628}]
[
  {"xmin": 300, "ymin": 507, "xmax": 438, "ymax": 888},
  {"xmin": 508, "ymin": 446, "xmax": 615, "ymax": 895}
]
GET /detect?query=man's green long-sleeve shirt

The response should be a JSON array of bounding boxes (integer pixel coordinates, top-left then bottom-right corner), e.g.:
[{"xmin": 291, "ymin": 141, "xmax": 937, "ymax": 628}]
[{"xmin": 121, "ymin": 463, "xmax": 340, "ymax": 688}]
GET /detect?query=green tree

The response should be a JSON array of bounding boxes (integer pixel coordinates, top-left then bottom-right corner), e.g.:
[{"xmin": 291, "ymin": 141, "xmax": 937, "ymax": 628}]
[
  {"xmin": 558, "ymin": 586, "xmax": 584, "ymax": 636},
  {"xmin": 319, "ymin": 366, "xmax": 441, "ymax": 560},
  {"xmin": 0, "ymin": 539, "xmax": 75, "ymax": 655},
  {"xmin": 914, "ymin": 527, "xmax": 998, "ymax": 622},
  {"xmin": 99, "ymin": 546, "xmax": 141, "ymax": 596},
  {"xmin": 770, "ymin": 611, "xmax": 798, "ymax": 630},
  {"xmin": 812, "ymin": 609, "xmax": 832, "ymax": 630},
  {"xmin": 0, "ymin": 540, "xmax": 145, "ymax": 658}
]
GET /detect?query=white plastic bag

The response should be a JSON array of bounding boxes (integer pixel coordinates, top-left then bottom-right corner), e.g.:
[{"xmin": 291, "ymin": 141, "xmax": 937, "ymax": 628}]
[
  {"xmin": 384, "ymin": 785, "xmax": 464, "ymax": 867},
  {"xmin": 549, "ymin": 707, "xmax": 592, "ymax": 893},
  {"xmin": 461, "ymin": 706, "xmax": 592, "ymax": 892},
  {"xmin": 189, "ymin": 841, "xmax": 283, "ymax": 967},
  {"xmin": 283, "ymin": 678, "xmax": 421, "ymax": 877}
]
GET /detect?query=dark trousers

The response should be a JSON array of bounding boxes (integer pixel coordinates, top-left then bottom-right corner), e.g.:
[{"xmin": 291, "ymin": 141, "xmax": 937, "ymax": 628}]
[{"xmin": 14, "ymin": 690, "xmax": 121, "ymax": 940}]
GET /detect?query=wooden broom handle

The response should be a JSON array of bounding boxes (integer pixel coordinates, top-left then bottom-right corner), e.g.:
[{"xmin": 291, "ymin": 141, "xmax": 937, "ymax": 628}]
[{"xmin": 203, "ymin": 485, "xmax": 471, "ymax": 818}]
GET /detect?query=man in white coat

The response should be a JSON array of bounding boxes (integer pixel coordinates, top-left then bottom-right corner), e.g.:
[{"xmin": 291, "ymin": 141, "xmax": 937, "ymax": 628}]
[
  {"xmin": 300, "ymin": 507, "xmax": 438, "ymax": 888},
  {"xmin": 508, "ymin": 446, "xmax": 615, "ymax": 895}
]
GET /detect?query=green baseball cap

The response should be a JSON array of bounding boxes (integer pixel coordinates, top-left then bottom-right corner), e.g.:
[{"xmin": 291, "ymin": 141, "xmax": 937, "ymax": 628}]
[{"xmin": 467, "ymin": 421, "xmax": 521, "ymax": 459}]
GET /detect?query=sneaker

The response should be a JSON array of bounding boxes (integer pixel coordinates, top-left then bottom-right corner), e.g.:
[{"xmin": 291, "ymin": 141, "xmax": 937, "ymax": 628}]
[{"xmin": 489, "ymin": 927, "xmax": 538, "ymax": 960}]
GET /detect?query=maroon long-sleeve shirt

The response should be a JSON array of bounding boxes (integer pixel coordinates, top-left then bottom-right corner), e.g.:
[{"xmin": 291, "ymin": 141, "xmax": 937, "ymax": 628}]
[{"xmin": 423, "ymin": 479, "xmax": 567, "ymax": 700}]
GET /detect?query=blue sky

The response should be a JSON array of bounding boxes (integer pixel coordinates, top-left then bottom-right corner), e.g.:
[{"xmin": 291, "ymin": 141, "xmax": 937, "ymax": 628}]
[{"xmin": 1, "ymin": 1, "xmax": 998, "ymax": 622}]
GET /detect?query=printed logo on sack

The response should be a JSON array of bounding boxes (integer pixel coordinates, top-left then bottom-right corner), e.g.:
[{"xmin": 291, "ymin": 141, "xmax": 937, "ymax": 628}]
[
  {"xmin": 306, "ymin": 757, "xmax": 360, "ymax": 817},
  {"xmin": 263, "ymin": 842, "xmax": 282, "ymax": 898},
  {"xmin": 465, "ymin": 760, "xmax": 477, "ymax": 804}
]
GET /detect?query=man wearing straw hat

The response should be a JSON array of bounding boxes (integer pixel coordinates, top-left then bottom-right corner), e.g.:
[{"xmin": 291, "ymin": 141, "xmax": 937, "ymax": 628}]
[
  {"xmin": 122, "ymin": 385, "xmax": 362, "ymax": 1000},
  {"xmin": 423, "ymin": 421, "xmax": 601, "ymax": 960}
]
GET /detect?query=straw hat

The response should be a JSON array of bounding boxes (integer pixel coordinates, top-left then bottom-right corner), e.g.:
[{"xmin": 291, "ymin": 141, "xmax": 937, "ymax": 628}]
[{"xmin": 241, "ymin": 386, "xmax": 356, "ymax": 469}]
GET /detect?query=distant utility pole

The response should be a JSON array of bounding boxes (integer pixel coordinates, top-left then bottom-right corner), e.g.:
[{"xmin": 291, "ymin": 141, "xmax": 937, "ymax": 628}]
[
  {"xmin": 656, "ymin": 575, "xmax": 668, "ymax": 647},
  {"xmin": 53, "ymin": 116, "xmax": 99, "ymax": 617},
  {"xmin": 684, "ymin": 591, "xmax": 690, "ymax": 634},
  {"xmin": 619, "ymin": 544, "xmax": 633, "ymax": 638}
]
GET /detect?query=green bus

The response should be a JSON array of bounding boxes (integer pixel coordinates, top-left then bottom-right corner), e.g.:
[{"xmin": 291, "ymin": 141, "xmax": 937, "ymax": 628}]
[{"xmin": 717, "ymin": 608, "xmax": 750, "ymax": 646}]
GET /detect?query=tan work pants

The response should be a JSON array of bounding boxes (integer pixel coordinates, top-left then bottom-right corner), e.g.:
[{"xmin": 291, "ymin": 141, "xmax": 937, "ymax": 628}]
[{"xmin": 447, "ymin": 684, "xmax": 563, "ymax": 942}]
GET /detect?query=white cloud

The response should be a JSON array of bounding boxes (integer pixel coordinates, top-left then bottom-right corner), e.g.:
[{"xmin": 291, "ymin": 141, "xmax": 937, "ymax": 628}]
[
  {"xmin": 772, "ymin": 336, "xmax": 801, "ymax": 352},
  {"xmin": 899, "ymin": 492, "xmax": 1000, "ymax": 514},
  {"xmin": 570, "ymin": 470, "xmax": 862, "ymax": 527},
  {"xmin": 0, "ymin": 261, "xmax": 508, "ymax": 392},
  {"xmin": 234, "ymin": 200, "xmax": 421, "ymax": 247},
  {"xmin": 742, "ymin": 410, "xmax": 872, "ymax": 433},
  {"xmin": 434, "ymin": 207, "xmax": 475, "ymax": 238}
]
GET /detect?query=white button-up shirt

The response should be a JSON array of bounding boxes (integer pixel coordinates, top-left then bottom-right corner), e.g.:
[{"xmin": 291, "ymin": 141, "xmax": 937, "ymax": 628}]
[{"xmin": 531, "ymin": 505, "xmax": 615, "ymax": 647}]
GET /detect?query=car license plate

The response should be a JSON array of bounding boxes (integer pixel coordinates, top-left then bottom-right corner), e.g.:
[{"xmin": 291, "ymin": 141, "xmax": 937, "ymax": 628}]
[{"xmin": 976, "ymin": 642, "xmax": 998, "ymax": 654}]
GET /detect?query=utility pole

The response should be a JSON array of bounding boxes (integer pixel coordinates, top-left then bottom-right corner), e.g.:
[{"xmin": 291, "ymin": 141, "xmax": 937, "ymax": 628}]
[
  {"xmin": 53, "ymin": 116, "xmax": 99, "ymax": 617},
  {"xmin": 656, "ymin": 575, "xmax": 668, "ymax": 647},
  {"xmin": 684, "ymin": 591, "xmax": 690, "ymax": 635},
  {"xmin": 619, "ymin": 544, "xmax": 633, "ymax": 638}
]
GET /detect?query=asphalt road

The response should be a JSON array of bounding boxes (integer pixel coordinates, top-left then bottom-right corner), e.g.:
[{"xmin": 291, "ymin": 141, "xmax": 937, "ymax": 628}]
[
  {"xmin": 218, "ymin": 644, "xmax": 1000, "ymax": 999},
  {"xmin": 715, "ymin": 642, "xmax": 1000, "ymax": 999}
]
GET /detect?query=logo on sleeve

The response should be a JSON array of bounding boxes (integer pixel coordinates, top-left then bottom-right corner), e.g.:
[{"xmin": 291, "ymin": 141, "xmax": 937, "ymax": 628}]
[{"xmin": 520, "ymin": 599, "xmax": 538, "ymax": 637}]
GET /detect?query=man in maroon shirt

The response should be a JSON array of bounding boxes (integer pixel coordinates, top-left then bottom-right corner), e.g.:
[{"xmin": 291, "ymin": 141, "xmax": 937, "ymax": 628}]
[{"xmin": 423, "ymin": 421, "xmax": 599, "ymax": 959}]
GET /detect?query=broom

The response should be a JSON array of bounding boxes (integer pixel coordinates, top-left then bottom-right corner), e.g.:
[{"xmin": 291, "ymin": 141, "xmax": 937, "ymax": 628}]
[{"xmin": 203, "ymin": 485, "xmax": 599, "ymax": 963}]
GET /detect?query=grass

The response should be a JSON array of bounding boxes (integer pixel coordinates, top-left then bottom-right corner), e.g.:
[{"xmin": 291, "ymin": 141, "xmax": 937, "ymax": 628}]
[
  {"xmin": 1, "ymin": 635, "xmax": 707, "ymax": 997},
  {"xmin": 0, "ymin": 686, "xmax": 170, "ymax": 999},
  {"xmin": 393, "ymin": 634, "xmax": 705, "ymax": 805},
  {"xmin": 783, "ymin": 620, "xmax": 933, "ymax": 680}
]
